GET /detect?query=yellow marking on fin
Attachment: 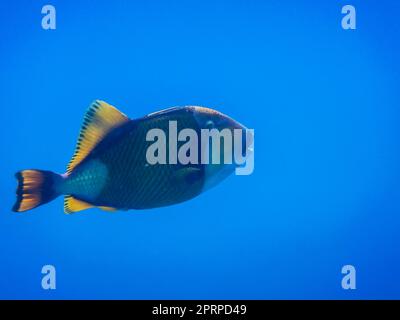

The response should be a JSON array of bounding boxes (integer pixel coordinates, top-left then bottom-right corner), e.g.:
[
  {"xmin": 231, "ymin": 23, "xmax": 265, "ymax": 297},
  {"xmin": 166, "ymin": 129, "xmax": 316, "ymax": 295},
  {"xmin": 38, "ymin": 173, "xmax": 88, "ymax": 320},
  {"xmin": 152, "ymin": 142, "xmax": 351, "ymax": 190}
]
[
  {"xmin": 19, "ymin": 193, "xmax": 41, "ymax": 212},
  {"xmin": 66, "ymin": 100, "xmax": 129, "ymax": 174},
  {"xmin": 14, "ymin": 170, "xmax": 46, "ymax": 212},
  {"xmin": 98, "ymin": 206, "xmax": 118, "ymax": 212},
  {"xmin": 64, "ymin": 195, "xmax": 94, "ymax": 214}
]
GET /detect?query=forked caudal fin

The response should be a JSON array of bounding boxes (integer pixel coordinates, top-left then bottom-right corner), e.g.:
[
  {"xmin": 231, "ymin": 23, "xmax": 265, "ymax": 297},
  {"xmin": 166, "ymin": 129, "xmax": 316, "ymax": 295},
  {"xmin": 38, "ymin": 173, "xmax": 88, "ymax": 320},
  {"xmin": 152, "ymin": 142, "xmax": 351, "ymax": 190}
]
[{"xmin": 12, "ymin": 170, "xmax": 63, "ymax": 212}]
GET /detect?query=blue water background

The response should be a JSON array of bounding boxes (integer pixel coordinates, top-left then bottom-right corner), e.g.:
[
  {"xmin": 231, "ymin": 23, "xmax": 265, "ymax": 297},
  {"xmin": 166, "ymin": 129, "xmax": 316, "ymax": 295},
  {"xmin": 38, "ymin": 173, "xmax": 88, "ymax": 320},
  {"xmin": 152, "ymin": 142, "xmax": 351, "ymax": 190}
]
[{"xmin": 1, "ymin": 0, "xmax": 400, "ymax": 299}]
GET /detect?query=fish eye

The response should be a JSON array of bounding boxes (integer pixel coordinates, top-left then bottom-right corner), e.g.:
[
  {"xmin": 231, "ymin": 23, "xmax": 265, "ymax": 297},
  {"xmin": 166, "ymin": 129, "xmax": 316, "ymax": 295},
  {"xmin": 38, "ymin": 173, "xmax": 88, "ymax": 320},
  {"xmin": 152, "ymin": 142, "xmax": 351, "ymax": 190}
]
[{"xmin": 206, "ymin": 120, "xmax": 214, "ymax": 129}]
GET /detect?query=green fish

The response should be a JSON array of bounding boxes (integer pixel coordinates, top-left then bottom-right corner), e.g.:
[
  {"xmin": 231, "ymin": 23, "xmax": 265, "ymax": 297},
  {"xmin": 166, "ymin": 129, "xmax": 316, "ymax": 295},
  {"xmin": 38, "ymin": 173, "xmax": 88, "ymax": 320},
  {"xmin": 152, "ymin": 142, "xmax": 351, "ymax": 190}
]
[{"xmin": 13, "ymin": 100, "xmax": 252, "ymax": 213}]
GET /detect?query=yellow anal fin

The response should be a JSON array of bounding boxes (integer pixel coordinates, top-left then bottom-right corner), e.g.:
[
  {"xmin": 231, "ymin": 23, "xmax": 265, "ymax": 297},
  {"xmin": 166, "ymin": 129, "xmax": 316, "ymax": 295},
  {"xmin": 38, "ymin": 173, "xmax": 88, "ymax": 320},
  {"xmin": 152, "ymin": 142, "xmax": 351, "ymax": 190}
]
[
  {"xmin": 66, "ymin": 100, "xmax": 130, "ymax": 174},
  {"xmin": 98, "ymin": 206, "xmax": 118, "ymax": 212},
  {"xmin": 64, "ymin": 195, "xmax": 94, "ymax": 214}
]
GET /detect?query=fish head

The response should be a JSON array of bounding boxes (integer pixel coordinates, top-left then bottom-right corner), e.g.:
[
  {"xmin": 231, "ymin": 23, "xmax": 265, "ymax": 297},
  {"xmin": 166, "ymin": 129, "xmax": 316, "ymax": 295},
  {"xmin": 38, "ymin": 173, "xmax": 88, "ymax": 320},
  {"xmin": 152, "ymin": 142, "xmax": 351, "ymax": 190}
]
[{"xmin": 191, "ymin": 106, "xmax": 254, "ymax": 191}]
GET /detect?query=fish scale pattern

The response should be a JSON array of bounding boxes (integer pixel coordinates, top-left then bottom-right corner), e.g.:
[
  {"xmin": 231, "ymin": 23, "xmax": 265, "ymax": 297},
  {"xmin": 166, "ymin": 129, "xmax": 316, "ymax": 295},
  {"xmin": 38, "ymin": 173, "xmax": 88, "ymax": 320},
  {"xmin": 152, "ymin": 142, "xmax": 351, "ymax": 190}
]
[{"xmin": 75, "ymin": 108, "xmax": 205, "ymax": 209}]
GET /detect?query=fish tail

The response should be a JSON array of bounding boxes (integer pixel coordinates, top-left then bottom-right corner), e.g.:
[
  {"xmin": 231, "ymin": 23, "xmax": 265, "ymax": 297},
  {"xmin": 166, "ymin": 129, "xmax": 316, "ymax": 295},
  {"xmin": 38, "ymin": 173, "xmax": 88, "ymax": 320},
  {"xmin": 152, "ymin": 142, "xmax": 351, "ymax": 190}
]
[{"xmin": 12, "ymin": 170, "xmax": 63, "ymax": 212}]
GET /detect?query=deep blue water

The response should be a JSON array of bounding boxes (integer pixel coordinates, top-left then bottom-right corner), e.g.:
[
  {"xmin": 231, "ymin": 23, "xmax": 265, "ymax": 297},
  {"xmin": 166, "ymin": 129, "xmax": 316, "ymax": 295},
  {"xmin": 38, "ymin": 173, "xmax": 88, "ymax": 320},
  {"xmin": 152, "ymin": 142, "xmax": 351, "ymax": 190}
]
[{"xmin": 1, "ymin": 0, "xmax": 400, "ymax": 299}]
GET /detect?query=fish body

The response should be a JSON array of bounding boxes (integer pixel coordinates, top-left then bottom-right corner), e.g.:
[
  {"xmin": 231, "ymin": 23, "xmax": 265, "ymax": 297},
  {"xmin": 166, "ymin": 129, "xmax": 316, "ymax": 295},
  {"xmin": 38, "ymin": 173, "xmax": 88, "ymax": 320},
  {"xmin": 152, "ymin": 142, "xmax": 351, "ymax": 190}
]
[{"xmin": 13, "ymin": 101, "xmax": 252, "ymax": 213}]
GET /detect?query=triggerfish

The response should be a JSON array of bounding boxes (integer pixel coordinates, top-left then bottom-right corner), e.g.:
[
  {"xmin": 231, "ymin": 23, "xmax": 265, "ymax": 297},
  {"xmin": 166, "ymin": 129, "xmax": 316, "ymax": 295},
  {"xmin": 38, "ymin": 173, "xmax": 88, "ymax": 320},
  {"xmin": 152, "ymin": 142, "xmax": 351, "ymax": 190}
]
[{"xmin": 13, "ymin": 100, "xmax": 253, "ymax": 213}]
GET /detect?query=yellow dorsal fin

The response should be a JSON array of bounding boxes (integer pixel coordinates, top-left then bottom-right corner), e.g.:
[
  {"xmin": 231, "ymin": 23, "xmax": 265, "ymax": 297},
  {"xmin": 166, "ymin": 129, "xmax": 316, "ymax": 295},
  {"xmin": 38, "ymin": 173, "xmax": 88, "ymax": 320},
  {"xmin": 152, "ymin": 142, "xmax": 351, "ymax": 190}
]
[
  {"xmin": 66, "ymin": 100, "xmax": 129, "ymax": 174},
  {"xmin": 64, "ymin": 196, "xmax": 94, "ymax": 214}
]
